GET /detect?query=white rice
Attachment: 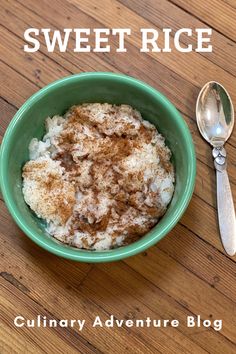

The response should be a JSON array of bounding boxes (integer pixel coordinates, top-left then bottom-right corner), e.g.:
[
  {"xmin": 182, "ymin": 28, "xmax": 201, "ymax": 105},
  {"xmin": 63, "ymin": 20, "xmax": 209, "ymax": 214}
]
[{"xmin": 22, "ymin": 103, "xmax": 175, "ymax": 250}]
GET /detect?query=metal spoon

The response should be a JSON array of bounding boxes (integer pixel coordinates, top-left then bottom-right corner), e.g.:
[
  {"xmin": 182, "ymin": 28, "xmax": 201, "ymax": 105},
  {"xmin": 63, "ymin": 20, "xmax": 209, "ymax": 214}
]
[{"xmin": 196, "ymin": 81, "xmax": 236, "ymax": 256}]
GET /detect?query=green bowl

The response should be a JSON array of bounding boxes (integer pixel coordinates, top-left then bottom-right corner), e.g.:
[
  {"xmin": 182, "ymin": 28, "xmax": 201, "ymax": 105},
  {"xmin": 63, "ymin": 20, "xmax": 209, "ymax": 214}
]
[{"xmin": 0, "ymin": 73, "xmax": 196, "ymax": 262}]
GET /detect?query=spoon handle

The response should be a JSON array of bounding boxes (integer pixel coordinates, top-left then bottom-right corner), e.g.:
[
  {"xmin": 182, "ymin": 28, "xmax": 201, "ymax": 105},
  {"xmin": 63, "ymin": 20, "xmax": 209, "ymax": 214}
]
[{"xmin": 213, "ymin": 147, "xmax": 236, "ymax": 256}]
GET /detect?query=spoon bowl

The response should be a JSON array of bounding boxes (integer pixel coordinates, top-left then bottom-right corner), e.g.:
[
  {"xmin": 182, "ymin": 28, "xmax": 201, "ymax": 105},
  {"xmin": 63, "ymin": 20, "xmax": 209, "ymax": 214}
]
[{"xmin": 196, "ymin": 81, "xmax": 234, "ymax": 148}]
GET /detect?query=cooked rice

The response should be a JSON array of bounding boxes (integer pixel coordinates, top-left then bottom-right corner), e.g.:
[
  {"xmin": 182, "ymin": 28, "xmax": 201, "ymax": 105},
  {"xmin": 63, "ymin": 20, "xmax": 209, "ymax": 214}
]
[{"xmin": 22, "ymin": 103, "xmax": 175, "ymax": 250}]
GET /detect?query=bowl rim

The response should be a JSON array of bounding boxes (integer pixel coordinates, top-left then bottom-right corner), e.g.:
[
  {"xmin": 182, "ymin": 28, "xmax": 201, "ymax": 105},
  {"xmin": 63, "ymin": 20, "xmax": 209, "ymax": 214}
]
[{"xmin": 0, "ymin": 72, "xmax": 196, "ymax": 262}]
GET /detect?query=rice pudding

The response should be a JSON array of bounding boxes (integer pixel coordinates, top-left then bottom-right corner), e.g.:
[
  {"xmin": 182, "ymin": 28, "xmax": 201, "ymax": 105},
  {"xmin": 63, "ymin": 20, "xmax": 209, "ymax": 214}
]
[{"xmin": 22, "ymin": 103, "xmax": 175, "ymax": 250}]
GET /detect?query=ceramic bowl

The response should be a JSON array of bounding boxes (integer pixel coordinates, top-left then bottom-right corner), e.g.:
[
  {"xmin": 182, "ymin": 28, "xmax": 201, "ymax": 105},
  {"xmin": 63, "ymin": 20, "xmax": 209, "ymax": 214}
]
[{"xmin": 0, "ymin": 73, "xmax": 196, "ymax": 262}]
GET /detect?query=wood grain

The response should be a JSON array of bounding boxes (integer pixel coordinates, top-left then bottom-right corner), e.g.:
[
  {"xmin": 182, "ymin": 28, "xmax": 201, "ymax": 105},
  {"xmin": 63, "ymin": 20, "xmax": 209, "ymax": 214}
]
[
  {"xmin": 222, "ymin": 0, "xmax": 236, "ymax": 9},
  {"xmin": 170, "ymin": 0, "xmax": 236, "ymax": 41},
  {"xmin": 1, "ymin": 278, "xmax": 86, "ymax": 354},
  {"xmin": 119, "ymin": 0, "xmax": 236, "ymax": 76},
  {"xmin": 0, "ymin": 0, "xmax": 236, "ymax": 353}
]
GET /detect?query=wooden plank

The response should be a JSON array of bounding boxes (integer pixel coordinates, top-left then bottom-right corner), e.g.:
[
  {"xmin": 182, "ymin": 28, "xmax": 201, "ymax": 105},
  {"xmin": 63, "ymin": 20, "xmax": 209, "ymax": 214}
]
[
  {"xmin": 0, "ymin": 206, "xmax": 233, "ymax": 353},
  {"xmin": 0, "ymin": 97, "xmax": 16, "ymax": 143},
  {"xmin": 157, "ymin": 223, "xmax": 236, "ymax": 301},
  {"xmin": 181, "ymin": 195, "xmax": 223, "ymax": 252},
  {"xmin": 0, "ymin": 277, "xmax": 94, "ymax": 354},
  {"xmin": 0, "ymin": 60, "xmax": 36, "ymax": 107},
  {"xmin": 169, "ymin": 0, "xmax": 236, "ymax": 41},
  {"xmin": 0, "ymin": 201, "xmax": 234, "ymax": 353},
  {"xmin": 0, "ymin": 25, "xmax": 68, "ymax": 87},
  {"xmin": 12, "ymin": 0, "xmax": 236, "ymax": 151},
  {"xmin": 0, "ymin": 5, "xmax": 195, "ymax": 118},
  {"xmin": 2, "ymin": 0, "xmax": 236, "ymax": 149},
  {"xmin": 6, "ymin": 0, "xmax": 236, "ymax": 105},
  {"xmin": 0, "ymin": 245, "xmax": 166, "ymax": 351},
  {"xmin": 79, "ymin": 266, "xmax": 208, "ymax": 354},
  {"xmin": 124, "ymin": 249, "xmax": 236, "ymax": 343},
  {"xmin": 0, "ymin": 322, "xmax": 37, "ymax": 354},
  {"xmin": 221, "ymin": 0, "xmax": 236, "ymax": 9},
  {"xmin": 119, "ymin": 0, "xmax": 236, "ymax": 75},
  {"xmin": 0, "ymin": 207, "xmax": 157, "ymax": 353},
  {"xmin": 64, "ymin": 0, "xmax": 236, "ymax": 100},
  {"xmin": 0, "ymin": 195, "xmax": 235, "ymax": 330},
  {"xmin": 0, "ymin": 0, "xmax": 113, "ymax": 75},
  {"xmin": 81, "ymin": 263, "xmax": 236, "ymax": 353}
]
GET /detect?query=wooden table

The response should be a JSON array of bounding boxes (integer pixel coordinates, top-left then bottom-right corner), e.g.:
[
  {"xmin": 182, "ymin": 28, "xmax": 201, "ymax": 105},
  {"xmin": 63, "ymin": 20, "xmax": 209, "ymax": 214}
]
[{"xmin": 0, "ymin": 0, "xmax": 236, "ymax": 353}]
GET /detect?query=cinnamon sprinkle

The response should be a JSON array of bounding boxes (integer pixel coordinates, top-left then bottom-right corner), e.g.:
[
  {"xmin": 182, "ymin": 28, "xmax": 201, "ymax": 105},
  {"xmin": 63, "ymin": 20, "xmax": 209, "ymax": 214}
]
[{"xmin": 22, "ymin": 103, "xmax": 175, "ymax": 250}]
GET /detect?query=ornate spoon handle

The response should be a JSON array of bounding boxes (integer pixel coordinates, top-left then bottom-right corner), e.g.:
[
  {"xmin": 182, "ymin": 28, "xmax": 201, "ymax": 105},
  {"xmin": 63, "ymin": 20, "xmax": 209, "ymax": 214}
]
[{"xmin": 213, "ymin": 147, "xmax": 236, "ymax": 256}]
